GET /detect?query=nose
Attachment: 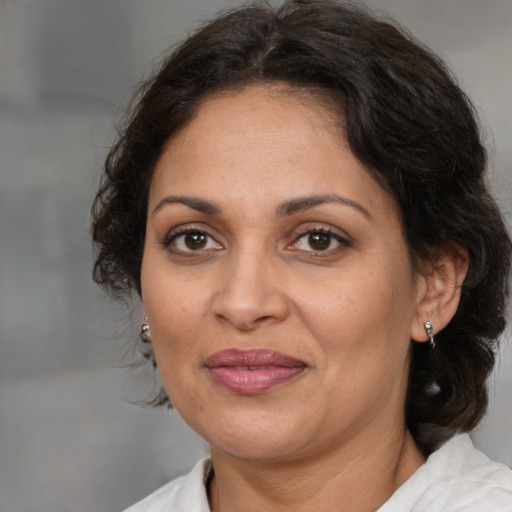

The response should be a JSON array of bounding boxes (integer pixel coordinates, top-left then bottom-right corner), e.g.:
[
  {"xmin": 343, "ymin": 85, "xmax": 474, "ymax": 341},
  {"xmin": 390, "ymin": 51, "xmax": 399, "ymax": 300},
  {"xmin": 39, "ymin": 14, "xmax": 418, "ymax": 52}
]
[{"xmin": 211, "ymin": 249, "xmax": 290, "ymax": 331}]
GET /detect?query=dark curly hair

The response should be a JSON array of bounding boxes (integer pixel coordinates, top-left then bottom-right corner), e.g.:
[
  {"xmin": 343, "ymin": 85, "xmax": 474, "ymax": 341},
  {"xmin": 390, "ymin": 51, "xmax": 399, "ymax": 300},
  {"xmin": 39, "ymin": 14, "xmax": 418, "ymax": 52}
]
[{"xmin": 91, "ymin": 0, "xmax": 511, "ymax": 454}]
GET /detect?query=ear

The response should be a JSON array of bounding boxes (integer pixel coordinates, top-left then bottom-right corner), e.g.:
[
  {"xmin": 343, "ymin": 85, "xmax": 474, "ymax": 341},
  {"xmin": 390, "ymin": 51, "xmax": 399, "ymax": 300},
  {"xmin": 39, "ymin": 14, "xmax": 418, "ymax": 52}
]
[{"xmin": 410, "ymin": 244, "xmax": 469, "ymax": 342}]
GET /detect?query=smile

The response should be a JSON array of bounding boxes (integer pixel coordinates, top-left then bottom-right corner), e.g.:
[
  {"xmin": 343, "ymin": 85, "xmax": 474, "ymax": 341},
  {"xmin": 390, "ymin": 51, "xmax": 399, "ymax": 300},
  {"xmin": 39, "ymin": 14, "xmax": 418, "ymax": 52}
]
[{"xmin": 205, "ymin": 349, "xmax": 307, "ymax": 395}]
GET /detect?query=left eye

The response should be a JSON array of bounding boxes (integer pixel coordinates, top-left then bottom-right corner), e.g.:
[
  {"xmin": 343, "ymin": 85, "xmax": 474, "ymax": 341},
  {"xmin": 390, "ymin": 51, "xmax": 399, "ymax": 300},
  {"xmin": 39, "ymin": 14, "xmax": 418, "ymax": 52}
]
[
  {"xmin": 169, "ymin": 230, "xmax": 222, "ymax": 252},
  {"xmin": 294, "ymin": 231, "xmax": 345, "ymax": 252}
]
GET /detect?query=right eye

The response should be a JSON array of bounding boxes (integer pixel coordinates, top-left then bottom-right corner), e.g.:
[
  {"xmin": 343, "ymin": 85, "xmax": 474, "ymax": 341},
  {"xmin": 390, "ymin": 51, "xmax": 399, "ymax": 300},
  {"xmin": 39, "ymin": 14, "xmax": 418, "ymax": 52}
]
[{"xmin": 166, "ymin": 229, "xmax": 223, "ymax": 253}]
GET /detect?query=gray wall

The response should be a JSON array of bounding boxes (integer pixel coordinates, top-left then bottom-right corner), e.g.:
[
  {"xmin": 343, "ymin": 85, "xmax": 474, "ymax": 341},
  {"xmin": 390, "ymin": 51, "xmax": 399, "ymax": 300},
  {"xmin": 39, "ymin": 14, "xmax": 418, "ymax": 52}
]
[{"xmin": 0, "ymin": 1, "xmax": 511, "ymax": 511}]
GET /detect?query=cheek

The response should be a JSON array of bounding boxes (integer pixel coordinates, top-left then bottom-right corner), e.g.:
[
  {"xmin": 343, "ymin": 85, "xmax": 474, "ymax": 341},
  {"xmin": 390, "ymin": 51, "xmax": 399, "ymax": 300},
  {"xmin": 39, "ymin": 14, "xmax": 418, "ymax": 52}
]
[
  {"xmin": 146, "ymin": 298, "xmax": 206, "ymax": 405},
  {"xmin": 298, "ymin": 270, "xmax": 388, "ymax": 337},
  {"xmin": 296, "ymin": 262, "xmax": 416, "ymax": 366},
  {"xmin": 142, "ymin": 266, "xmax": 208, "ymax": 365},
  {"xmin": 151, "ymin": 297, "xmax": 204, "ymax": 352}
]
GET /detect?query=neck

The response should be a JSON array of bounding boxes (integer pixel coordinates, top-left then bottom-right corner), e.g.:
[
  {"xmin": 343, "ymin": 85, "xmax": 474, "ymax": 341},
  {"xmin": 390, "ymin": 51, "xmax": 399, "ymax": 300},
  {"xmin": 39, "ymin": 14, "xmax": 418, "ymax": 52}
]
[{"xmin": 208, "ymin": 427, "xmax": 425, "ymax": 512}]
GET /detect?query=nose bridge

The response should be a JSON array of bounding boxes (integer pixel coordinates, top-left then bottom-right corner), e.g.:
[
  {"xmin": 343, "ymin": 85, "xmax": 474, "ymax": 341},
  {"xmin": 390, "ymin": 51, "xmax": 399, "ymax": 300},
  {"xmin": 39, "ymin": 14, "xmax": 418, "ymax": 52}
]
[{"xmin": 212, "ymin": 239, "xmax": 288, "ymax": 329}]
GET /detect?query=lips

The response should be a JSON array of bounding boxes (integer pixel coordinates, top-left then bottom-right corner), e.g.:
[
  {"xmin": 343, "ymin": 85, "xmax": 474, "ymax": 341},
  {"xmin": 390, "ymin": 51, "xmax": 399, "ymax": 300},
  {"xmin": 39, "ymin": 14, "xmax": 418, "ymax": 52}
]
[{"xmin": 205, "ymin": 349, "xmax": 306, "ymax": 394}]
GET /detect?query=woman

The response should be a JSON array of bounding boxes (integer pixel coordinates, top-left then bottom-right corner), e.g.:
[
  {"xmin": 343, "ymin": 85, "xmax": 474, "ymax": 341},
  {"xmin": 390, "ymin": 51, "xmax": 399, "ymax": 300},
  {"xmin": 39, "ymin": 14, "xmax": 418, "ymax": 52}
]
[{"xmin": 92, "ymin": 1, "xmax": 512, "ymax": 510}]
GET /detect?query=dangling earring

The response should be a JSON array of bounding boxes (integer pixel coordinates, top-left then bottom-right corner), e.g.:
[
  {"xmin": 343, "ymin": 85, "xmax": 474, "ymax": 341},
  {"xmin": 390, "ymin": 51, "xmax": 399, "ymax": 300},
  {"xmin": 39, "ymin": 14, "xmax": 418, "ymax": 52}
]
[
  {"xmin": 424, "ymin": 321, "xmax": 435, "ymax": 349},
  {"xmin": 140, "ymin": 316, "xmax": 151, "ymax": 343}
]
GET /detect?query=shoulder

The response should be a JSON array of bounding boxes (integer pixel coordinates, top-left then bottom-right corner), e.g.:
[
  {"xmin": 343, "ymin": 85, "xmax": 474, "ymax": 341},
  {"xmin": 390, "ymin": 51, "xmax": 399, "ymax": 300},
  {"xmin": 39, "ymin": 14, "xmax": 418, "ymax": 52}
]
[
  {"xmin": 379, "ymin": 434, "xmax": 512, "ymax": 512},
  {"xmin": 122, "ymin": 458, "xmax": 212, "ymax": 512}
]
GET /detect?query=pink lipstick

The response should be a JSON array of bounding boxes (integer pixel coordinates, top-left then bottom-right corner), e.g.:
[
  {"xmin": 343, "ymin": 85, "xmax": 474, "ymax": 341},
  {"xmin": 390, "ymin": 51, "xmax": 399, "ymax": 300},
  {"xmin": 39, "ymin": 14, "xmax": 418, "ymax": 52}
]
[{"xmin": 205, "ymin": 349, "xmax": 306, "ymax": 394}]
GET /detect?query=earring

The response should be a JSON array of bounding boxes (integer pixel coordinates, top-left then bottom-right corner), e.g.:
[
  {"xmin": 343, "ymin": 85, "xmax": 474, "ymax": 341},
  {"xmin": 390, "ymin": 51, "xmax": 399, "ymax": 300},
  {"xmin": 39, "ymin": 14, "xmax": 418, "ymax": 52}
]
[
  {"xmin": 140, "ymin": 316, "xmax": 151, "ymax": 343},
  {"xmin": 424, "ymin": 321, "xmax": 435, "ymax": 349}
]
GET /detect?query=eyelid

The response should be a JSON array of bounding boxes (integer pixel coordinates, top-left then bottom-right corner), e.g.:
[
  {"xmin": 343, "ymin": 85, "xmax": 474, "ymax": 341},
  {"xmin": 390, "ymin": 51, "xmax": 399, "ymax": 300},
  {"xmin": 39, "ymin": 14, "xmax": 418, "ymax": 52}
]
[
  {"xmin": 287, "ymin": 224, "xmax": 352, "ymax": 253},
  {"xmin": 292, "ymin": 223, "xmax": 351, "ymax": 241},
  {"xmin": 162, "ymin": 224, "xmax": 223, "ymax": 250},
  {"xmin": 160, "ymin": 222, "xmax": 351, "ymax": 255}
]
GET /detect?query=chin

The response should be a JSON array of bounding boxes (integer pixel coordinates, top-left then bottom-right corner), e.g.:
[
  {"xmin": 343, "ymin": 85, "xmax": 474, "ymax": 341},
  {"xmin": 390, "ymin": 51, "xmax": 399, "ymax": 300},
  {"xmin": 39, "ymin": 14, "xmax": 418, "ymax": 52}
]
[
  {"xmin": 210, "ymin": 432, "xmax": 306, "ymax": 462},
  {"xmin": 193, "ymin": 410, "xmax": 316, "ymax": 462}
]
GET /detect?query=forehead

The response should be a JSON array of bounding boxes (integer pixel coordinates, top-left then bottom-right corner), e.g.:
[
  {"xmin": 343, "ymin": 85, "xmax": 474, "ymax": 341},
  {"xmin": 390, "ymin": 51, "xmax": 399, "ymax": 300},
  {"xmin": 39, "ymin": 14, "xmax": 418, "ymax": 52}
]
[
  {"xmin": 149, "ymin": 84, "xmax": 396, "ymax": 220},
  {"xmin": 181, "ymin": 84, "xmax": 344, "ymax": 141},
  {"xmin": 158, "ymin": 84, "xmax": 346, "ymax": 165}
]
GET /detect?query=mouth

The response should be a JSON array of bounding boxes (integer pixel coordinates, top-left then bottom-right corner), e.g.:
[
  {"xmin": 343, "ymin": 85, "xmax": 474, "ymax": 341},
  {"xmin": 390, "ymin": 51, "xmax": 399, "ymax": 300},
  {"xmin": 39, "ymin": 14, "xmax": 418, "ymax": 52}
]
[{"xmin": 205, "ymin": 349, "xmax": 307, "ymax": 395}]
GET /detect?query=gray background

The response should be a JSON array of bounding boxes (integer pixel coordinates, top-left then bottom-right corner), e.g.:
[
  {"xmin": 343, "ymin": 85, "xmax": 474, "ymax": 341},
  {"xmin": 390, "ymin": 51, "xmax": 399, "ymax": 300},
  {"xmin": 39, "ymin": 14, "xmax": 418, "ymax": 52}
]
[{"xmin": 0, "ymin": 1, "xmax": 511, "ymax": 511}]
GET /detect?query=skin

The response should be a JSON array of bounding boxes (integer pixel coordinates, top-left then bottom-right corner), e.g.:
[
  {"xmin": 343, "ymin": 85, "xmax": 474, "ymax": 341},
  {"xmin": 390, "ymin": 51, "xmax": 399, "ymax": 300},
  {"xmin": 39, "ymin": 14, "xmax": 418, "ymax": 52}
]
[{"xmin": 141, "ymin": 85, "xmax": 466, "ymax": 511}]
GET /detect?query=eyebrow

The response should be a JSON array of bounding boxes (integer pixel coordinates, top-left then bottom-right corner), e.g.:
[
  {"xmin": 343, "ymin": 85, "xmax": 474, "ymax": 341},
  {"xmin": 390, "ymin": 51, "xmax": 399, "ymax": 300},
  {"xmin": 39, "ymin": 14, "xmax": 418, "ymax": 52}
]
[
  {"xmin": 152, "ymin": 193, "xmax": 370, "ymax": 219},
  {"xmin": 152, "ymin": 196, "xmax": 222, "ymax": 216},
  {"xmin": 276, "ymin": 194, "xmax": 371, "ymax": 219}
]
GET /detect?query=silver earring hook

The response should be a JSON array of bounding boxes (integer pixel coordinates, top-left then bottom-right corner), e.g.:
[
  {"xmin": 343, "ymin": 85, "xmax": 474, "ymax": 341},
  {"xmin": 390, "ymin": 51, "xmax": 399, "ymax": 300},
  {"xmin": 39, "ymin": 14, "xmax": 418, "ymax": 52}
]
[
  {"xmin": 140, "ymin": 316, "xmax": 151, "ymax": 343},
  {"xmin": 424, "ymin": 321, "xmax": 435, "ymax": 349}
]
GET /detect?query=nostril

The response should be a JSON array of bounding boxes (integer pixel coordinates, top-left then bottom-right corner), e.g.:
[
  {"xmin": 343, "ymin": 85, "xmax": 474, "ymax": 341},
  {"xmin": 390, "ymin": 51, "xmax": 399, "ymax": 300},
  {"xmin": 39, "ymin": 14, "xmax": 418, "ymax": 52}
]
[
  {"xmin": 214, "ymin": 312, "xmax": 276, "ymax": 331},
  {"xmin": 211, "ymin": 280, "xmax": 290, "ymax": 330}
]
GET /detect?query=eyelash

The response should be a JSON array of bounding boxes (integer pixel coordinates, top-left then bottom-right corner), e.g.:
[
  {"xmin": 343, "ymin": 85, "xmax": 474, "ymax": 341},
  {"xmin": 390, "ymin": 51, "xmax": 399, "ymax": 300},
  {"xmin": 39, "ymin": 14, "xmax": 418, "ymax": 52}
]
[
  {"xmin": 163, "ymin": 227, "xmax": 222, "ymax": 253},
  {"xmin": 162, "ymin": 226, "xmax": 351, "ymax": 255},
  {"xmin": 291, "ymin": 226, "xmax": 352, "ymax": 255}
]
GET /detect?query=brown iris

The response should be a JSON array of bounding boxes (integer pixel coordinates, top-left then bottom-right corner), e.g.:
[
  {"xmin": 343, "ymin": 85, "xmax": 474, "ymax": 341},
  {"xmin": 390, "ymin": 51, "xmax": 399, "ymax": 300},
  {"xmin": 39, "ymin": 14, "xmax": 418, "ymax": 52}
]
[
  {"xmin": 184, "ymin": 232, "xmax": 208, "ymax": 250},
  {"xmin": 308, "ymin": 232, "xmax": 331, "ymax": 250}
]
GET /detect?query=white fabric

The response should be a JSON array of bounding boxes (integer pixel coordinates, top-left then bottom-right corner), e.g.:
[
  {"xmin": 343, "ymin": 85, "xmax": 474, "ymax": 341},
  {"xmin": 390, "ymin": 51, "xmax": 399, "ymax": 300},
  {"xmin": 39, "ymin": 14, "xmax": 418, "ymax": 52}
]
[
  {"xmin": 124, "ymin": 434, "xmax": 512, "ymax": 511},
  {"xmin": 124, "ymin": 458, "xmax": 212, "ymax": 512},
  {"xmin": 377, "ymin": 434, "xmax": 512, "ymax": 512}
]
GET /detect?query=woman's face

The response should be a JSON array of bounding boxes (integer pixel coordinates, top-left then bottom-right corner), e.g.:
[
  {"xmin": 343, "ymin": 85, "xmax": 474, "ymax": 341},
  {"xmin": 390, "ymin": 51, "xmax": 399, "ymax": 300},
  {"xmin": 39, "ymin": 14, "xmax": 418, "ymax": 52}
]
[{"xmin": 141, "ymin": 85, "xmax": 428, "ymax": 461}]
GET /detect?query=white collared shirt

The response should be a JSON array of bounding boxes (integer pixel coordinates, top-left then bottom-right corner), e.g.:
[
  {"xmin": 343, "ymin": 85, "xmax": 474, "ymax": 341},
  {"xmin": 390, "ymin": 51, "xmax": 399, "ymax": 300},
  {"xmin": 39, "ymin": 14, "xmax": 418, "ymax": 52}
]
[{"xmin": 124, "ymin": 434, "xmax": 512, "ymax": 511}]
